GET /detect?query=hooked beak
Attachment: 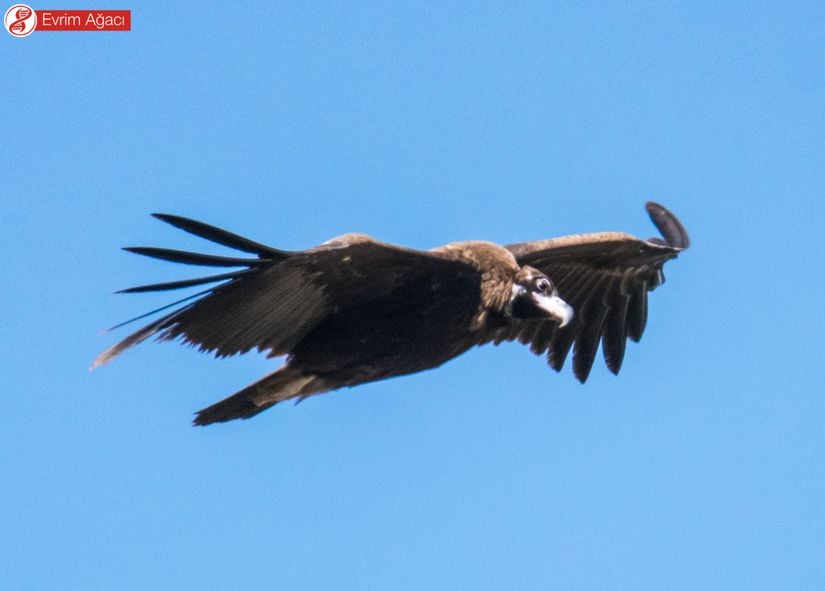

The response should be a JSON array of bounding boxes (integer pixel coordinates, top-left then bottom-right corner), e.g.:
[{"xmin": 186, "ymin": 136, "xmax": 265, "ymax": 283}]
[{"xmin": 531, "ymin": 293, "xmax": 574, "ymax": 327}]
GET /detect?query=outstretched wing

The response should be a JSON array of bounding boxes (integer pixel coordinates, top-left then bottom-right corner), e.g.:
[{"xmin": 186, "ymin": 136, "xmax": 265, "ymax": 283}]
[
  {"xmin": 493, "ymin": 202, "xmax": 689, "ymax": 382},
  {"xmin": 93, "ymin": 215, "xmax": 479, "ymax": 368}
]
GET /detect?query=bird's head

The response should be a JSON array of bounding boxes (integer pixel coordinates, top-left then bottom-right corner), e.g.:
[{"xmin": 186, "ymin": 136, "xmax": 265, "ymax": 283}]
[{"xmin": 506, "ymin": 266, "xmax": 574, "ymax": 327}]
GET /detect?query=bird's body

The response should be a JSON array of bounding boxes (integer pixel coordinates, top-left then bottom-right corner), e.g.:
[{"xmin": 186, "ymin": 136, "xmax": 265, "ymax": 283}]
[{"xmin": 94, "ymin": 202, "xmax": 689, "ymax": 425}]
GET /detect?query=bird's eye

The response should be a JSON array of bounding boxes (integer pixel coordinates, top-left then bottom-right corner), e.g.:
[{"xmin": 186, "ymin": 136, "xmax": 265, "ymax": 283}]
[{"xmin": 535, "ymin": 277, "xmax": 551, "ymax": 293}]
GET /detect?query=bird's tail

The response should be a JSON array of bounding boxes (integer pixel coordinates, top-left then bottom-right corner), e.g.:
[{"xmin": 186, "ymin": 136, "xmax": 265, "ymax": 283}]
[{"xmin": 193, "ymin": 365, "xmax": 324, "ymax": 426}]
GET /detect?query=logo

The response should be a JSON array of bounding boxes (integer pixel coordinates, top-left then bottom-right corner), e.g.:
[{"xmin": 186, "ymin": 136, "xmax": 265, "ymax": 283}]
[
  {"xmin": 4, "ymin": 4, "xmax": 36, "ymax": 36},
  {"xmin": 4, "ymin": 5, "xmax": 131, "ymax": 35}
]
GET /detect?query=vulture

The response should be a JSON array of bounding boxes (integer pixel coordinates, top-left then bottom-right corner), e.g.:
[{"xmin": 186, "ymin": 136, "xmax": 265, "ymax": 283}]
[{"xmin": 93, "ymin": 202, "xmax": 689, "ymax": 426}]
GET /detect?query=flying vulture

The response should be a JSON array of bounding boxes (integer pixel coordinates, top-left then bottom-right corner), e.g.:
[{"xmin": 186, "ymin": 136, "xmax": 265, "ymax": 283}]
[{"xmin": 93, "ymin": 202, "xmax": 689, "ymax": 425}]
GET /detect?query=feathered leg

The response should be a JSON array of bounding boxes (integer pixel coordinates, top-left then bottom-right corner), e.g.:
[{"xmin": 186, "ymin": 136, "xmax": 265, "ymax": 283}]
[{"xmin": 193, "ymin": 365, "xmax": 324, "ymax": 426}]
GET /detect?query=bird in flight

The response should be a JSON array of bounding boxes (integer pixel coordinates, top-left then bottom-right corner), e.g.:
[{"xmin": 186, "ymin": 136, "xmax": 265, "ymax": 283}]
[{"xmin": 93, "ymin": 202, "xmax": 689, "ymax": 426}]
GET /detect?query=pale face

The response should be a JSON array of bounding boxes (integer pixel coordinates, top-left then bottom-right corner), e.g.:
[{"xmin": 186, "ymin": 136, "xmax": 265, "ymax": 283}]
[{"xmin": 507, "ymin": 268, "xmax": 574, "ymax": 327}]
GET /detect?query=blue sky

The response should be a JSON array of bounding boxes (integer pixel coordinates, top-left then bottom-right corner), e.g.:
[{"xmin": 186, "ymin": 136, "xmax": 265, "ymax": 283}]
[{"xmin": 2, "ymin": 2, "xmax": 824, "ymax": 589}]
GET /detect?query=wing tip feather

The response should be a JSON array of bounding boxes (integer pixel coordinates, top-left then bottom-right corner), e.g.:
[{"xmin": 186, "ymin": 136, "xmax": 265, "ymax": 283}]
[
  {"xmin": 645, "ymin": 201, "xmax": 690, "ymax": 249},
  {"xmin": 90, "ymin": 346, "xmax": 116, "ymax": 370}
]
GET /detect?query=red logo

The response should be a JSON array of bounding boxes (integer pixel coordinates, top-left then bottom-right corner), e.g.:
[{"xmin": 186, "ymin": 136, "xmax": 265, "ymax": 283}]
[
  {"xmin": 4, "ymin": 5, "xmax": 131, "ymax": 35},
  {"xmin": 4, "ymin": 4, "xmax": 37, "ymax": 36}
]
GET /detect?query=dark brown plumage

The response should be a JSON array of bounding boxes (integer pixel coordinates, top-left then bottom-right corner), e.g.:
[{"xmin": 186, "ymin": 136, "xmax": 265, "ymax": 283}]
[{"xmin": 93, "ymin": 202, "xmax": 688, "ymax": 425}]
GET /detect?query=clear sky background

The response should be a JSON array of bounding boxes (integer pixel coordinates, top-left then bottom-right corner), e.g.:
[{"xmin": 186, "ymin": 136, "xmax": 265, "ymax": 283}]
[{"xmin": 2, "ymin": 2, "xmax": 824, "ymax": 589}]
